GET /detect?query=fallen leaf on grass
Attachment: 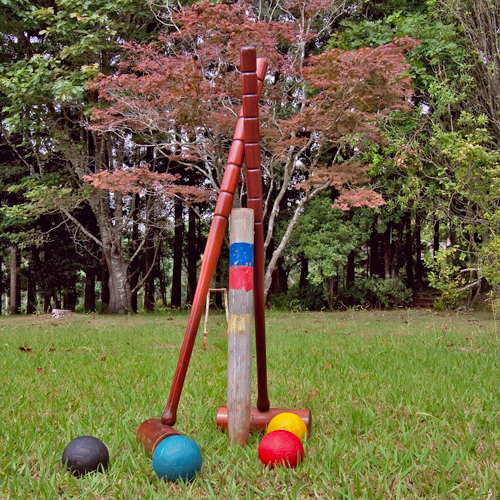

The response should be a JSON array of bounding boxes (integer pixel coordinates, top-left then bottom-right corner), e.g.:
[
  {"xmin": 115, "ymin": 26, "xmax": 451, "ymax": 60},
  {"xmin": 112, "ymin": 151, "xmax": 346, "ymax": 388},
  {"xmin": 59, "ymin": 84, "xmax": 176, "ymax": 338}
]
[
  {"xmin": 337, "ymin": 323, "xmax": 345, "ymax": 326},
  {"xmin": 18, "ymin": 345, "xmax": 32, "ymax": 352},
  {"xmin": 308, "ymin": 390, "xmax": 319, "ymax": 397},
  {"xmin": 325, "ymin": 364, "xmax": 334, "ymax": 369},
  {"xmin": 446, "ymin": 343, "xmax": 454, "ymax": 348},
  {"xmin": 101, "ymin": 356, "xmax": 106, "ymax": 361},
  {"xmin": 441, "ymin": 325, "xmax": 448, "ymax": 330},
  {"xmin": 389, "ymin": 477, "xmax": 397, "ymax": 491},
  {"xmin": 465, "ymin": 337, "xmax": 472, "ymax": 340},
  {"xmin": 36, "ymin": 367, "xmax": 44, "ymax": 374},
  {"xmin": 303, "ymin": 329, "xmax": 309, "ymax": 333},
  {"xmin": 425, "ymin": 326, "xmax": 434, "ymax": 330},
  {"xmin": 382, "ymin": 339, "xmax": 391, "ymax": 344}
]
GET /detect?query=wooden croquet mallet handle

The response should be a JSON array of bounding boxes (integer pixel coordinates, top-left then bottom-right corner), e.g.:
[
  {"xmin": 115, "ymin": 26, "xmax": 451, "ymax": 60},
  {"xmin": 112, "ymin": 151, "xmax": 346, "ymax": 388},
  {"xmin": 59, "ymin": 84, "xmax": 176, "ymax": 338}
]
[
  {"xmin": 161, "ymin": 53, "xmax": 268, "ymax": 426},
  {"xmin": 241, "ymin": 47, "xmax": 270, "ymax": 412}
]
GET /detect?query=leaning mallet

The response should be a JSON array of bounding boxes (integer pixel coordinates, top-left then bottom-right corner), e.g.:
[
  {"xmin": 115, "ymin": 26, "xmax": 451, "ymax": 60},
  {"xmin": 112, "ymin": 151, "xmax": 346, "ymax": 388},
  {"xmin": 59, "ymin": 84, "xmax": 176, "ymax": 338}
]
[{"xmin": 136, "ymin": 55, "xmax": 268, "ymax": 457}]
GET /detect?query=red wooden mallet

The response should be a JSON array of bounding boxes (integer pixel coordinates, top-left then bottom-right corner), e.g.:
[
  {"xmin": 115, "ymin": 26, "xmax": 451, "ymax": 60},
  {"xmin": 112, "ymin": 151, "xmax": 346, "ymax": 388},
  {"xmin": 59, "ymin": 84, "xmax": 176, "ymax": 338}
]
[{"xmin": 136, "ymin": 48, "xmax": 311, "ymax": 456}]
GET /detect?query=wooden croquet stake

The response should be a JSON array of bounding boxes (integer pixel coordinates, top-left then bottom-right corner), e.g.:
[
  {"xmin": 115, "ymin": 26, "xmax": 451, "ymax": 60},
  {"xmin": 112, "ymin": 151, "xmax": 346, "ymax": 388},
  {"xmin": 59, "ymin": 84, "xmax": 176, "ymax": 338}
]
[{"xmin": 227, "ymin": 209, "xmax": 254, "ymax": 446}]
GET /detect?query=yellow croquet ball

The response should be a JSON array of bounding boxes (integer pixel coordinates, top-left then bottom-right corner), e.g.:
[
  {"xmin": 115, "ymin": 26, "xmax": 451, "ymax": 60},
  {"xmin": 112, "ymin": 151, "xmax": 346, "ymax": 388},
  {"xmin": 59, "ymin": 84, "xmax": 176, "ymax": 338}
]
[{"xmin": 266, "ymin": 412, "xmax": 308, "ymax": 440}]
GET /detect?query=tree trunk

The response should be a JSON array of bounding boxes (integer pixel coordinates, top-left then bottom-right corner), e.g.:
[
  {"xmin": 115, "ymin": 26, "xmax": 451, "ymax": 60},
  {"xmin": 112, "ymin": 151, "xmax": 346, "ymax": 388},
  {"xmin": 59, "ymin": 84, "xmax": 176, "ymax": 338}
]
[
  {"xmin": 44, "ymin": 294, "xmax": 51, "ymax": 313},
  {"xmin": 369, "ymin": 228, "xmax": 383, "ymax": 278},
  {"xmin": 346, "ymin": 251, "xmax": 355, "ymax": 285},
  {"xmin": 158, "ymin": 255, "xmax": 168, "ymax": 308},
  {"xmin": 103, "ymin": 245, "xmax": 131, "ymax": 314},
  {"xmin": 52, "ymin": 290, "xmax": 61, "ymax": 309},
  {"xmin": 404, "ymin": 213, "xmax": 413, "ymax": 287},
  {"xmin": 269, "ymin": 256, "xmax": 288, "ymax": 295},
  {"xmin": 84, "ymin": 269, "xmax": 96, "ymax": 312},
  {"xmin": 383, "ymin": 223, "xmax": 392, "ymax": 280},
  {"xmin": 186, "ymin": 205, "xmax": 198, "ymax": 305},
  {"xmin": 415, "ymin": 214, "xmax": 423, "ymax": 285},
  {"xmin": 63, "ymin": 276, "xmax": 78, "ymax": 311},
  {"xmin": 144, "ymin": 229, "xmax": 156, "ymax": 312},
  {"xmin": 267, "ymin": 236, "xmax": 287, "ymax": 295},
  {"xmin": 433, "ymin": 219, "xmax": 440, "ymax": 258},
  {"xmin": 171, "ymin": 199, "xmax": 184, "ymax": 308},
  {"xmin": 88, "ymin": 189, "xmax": 131, "ymax": 314},
  {"xmin": 392, "ymin": 219, "xmax": 405, "ymax": 280},
  {"xmin": 299, "ymin": 253, "xmax": 309, "ymax": 289},
  {"xmin": 129, "ymin": 193, "xmax": 140, "ymax": 312},
  {"xmin": 0, "ymin": 254, "xmax": 3, "ymax": 315},
  {"xmin": 9, "ymin": 246, "xmax": 21, "ymax": 314},
  {"xmin": 97, "ymin": 214, "xmax": 132, "ymax": 313},
  {"xmin": 328, "ymin": 277, "xmax": 336, "ymax": 310},
  {"xmin": 101, "ymin": 250, "xmax": 110, "ymax": 307},
  {"xmin": 27, "ymin": 247, "xmax": 38, "ymax": 314}
]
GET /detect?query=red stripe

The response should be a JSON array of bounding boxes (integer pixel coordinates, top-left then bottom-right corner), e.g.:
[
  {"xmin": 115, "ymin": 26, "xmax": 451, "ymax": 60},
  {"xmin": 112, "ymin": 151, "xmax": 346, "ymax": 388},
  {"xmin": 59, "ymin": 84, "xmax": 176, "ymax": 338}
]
[{"xmin": 229, "ymin": 265, "xmax": 253, "ymax": 292}]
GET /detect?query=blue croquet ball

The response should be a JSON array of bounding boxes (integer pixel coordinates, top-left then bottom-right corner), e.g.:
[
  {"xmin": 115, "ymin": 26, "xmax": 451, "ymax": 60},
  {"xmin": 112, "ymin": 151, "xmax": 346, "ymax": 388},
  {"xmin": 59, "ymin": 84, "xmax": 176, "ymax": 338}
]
[
  {"xmin": 152, "ymin": 435, "xmax": 203, "ymax": 482},
  {"xmin": 62, "ymin": 436, "xmax": 109, "ymax": 476}
]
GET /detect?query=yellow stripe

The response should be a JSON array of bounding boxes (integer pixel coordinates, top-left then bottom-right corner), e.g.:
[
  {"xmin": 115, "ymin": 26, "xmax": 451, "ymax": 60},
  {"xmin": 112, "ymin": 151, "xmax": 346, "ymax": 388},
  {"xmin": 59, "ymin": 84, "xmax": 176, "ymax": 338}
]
[{"xmin": 228, "ymin": 314, "xmax": 252, "ymax": 334}]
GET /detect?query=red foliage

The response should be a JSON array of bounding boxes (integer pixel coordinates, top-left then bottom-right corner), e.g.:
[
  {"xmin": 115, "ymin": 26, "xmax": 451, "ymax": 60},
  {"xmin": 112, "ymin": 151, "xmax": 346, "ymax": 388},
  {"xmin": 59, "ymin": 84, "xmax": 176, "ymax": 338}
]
[
  {"xmin": 83, "ymin": 165, "xmax": 213, "ymax": 201},
  {"xmin": 332, "ymin": 188, "xmax": 387, "ymax": 211},
  {"xmin": 88, "ymin": 1, "xmax": 418, "ymax": 209}
]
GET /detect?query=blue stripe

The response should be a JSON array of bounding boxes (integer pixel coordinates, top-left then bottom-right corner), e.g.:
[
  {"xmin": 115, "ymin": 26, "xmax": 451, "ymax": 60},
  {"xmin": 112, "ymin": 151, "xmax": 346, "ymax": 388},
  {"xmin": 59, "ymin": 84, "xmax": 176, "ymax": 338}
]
[{"xmin": 229, "ymin": 242, "xmax": 254, "ymax": 267}]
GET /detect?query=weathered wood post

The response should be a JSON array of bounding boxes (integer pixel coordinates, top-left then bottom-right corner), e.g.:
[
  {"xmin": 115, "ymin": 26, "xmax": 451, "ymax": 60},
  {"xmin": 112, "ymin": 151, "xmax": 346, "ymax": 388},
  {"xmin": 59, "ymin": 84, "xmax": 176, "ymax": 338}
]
[{"xmin": 227, "ymin": 208, "xmax": 254, "ymax": 445}]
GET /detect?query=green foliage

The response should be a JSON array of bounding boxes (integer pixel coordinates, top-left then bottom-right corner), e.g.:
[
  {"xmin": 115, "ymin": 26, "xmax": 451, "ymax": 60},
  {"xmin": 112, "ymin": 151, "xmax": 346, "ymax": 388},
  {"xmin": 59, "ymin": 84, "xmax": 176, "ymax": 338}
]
[
  {"xmin": 425, "ymin": 247, "xmax": 470, "ymax": 309},
  {"xmin": 268, "ymin": 281, "xmax": 327, "ymax": 311},
  {"xmin": 482, "ymin": 236, "xmax": 500, "ymax": 287},
  {"xmin": 366, "ymin": 277, "xmax": 413, "ymax": 309},
  {"xmin": 0, "ymin": 0, "xmax": 157, "ymax": 134},
  {"xmin": 0, "ymin": 172, "xmax": 83, "ymax": 231},
  {"xmin": 294, "ymin": 195, "xmax": 369, "ymax": 284},
  {"xmin": 342, "ymin": 277, "xmax": 413, "ymax": 309}
]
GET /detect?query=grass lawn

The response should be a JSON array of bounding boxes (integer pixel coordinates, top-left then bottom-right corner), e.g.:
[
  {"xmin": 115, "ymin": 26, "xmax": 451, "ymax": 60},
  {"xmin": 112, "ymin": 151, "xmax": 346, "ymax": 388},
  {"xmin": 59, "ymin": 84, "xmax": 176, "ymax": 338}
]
[{"xmin": 1, "ymin": 308, "xmax": 499, "ymax": 499}]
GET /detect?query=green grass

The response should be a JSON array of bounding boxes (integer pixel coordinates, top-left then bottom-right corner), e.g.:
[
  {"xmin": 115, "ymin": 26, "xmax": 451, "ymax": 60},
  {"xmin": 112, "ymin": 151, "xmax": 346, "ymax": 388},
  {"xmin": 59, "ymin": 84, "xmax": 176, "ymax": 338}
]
[{"xmin": 1, "ymin": 309, "xmax": 500, "ymax": 499}]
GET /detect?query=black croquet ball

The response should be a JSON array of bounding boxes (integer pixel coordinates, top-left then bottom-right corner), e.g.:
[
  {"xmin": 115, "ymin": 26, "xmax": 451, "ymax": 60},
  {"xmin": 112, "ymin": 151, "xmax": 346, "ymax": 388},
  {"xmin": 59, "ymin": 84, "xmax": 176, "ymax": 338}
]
[{"xmin": 62, "ymin": 436, "xmax": 109, "ymax": 476}]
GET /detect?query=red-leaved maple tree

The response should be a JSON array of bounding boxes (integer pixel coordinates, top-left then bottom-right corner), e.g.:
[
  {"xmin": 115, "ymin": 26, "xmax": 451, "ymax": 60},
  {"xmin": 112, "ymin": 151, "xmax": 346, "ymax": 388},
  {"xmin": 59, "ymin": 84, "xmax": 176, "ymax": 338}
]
[{"xmin": 88, "ymin": 0, "xmax": 418, "ymax": 298}]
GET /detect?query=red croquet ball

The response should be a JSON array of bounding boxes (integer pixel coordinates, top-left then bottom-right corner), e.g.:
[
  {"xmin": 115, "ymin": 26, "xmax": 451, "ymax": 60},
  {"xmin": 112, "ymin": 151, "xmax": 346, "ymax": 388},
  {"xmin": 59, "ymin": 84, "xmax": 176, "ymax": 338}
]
[{"xmin": 258, "ymin": 430, "xmax": 304, "ymax": 469}]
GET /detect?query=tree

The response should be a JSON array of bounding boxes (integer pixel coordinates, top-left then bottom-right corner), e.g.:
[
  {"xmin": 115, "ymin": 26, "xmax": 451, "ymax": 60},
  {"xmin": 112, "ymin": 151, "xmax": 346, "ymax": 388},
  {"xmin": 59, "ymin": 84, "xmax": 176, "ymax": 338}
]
[
  {"xmin": 90, "ymin": 0, "xmax": 417, "ymax": 301},
  {"xmin": 331, "ymin": 2, "xmax": 500, "ymax": 307},
  {"xmin": 0, "ymin": 0, "xmax": 164, "ymax": 313}
]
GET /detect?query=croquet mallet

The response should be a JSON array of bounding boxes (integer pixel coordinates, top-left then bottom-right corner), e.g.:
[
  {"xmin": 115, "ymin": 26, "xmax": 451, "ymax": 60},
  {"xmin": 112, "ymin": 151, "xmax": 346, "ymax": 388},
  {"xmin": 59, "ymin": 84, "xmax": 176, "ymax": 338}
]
[
  {"xmin": 136, "ymin": 48, "xmax": 310, "ymax": 456},
  {"xmin": 215, "ymin": 47, "xmax": 311, "ymax": 437}
]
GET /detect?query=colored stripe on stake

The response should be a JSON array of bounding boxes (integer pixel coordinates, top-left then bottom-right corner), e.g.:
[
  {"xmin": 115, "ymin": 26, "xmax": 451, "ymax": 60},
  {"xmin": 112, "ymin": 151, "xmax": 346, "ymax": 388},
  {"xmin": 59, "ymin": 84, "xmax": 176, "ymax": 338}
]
[
  {"xmin": 229, "ymin": 241, "xmax": 254, "ymax": 292},
  {"xmin": 230, "ymin": 242, "xmax": 254, "ymax": 268}
]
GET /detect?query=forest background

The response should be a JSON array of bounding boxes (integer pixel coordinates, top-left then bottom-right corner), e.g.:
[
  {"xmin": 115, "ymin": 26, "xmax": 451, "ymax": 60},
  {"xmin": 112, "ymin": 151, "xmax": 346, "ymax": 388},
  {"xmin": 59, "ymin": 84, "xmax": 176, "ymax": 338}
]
[{"xmin": 1, "ymin": 0, "xmax": 499, "ymax": 315}]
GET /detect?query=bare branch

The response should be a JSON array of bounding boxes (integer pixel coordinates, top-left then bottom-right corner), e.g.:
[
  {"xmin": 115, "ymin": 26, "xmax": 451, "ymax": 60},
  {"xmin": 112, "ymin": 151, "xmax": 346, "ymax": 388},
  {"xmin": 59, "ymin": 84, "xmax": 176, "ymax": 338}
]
[{"xmin": 61, "ymin": 208, "xmax": 103, "ymax": 247}]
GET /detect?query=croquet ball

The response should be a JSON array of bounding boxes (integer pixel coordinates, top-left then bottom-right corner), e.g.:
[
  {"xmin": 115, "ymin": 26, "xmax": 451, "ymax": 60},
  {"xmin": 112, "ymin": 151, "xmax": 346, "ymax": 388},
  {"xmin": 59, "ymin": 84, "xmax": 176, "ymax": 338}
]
[
  {"xmin": 62, "ymin": 435, "xmax": 109, "ymax": 476},
  {"xmin": 266, "ymin": 412, "xmax": 308, "ymax": 440},
  {"xmin": 258, "ymin": 430, "xmax": 304, "ymax": 469},
  {"xmin": 152, "ymin": 435, "xmax": 203, "ymax": 482}
]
